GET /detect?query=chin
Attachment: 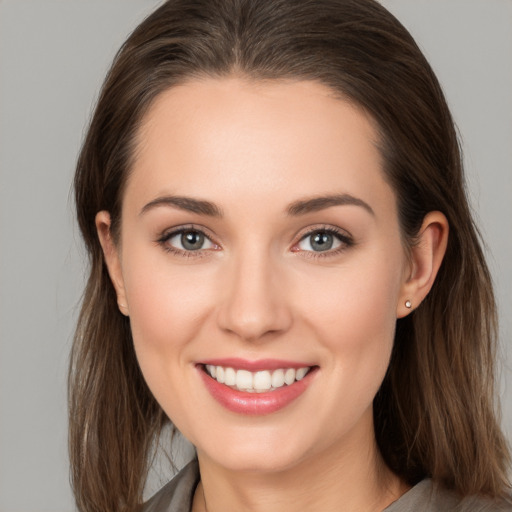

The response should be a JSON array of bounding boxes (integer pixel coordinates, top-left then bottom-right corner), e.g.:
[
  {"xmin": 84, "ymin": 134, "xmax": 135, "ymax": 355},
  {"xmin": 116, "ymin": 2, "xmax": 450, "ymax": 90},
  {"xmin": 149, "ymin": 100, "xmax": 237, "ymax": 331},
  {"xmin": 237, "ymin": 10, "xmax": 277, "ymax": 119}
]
[
  {"xmin": 193, "ymin": 421, "xmax": 328, "ymax": 475},
  {"xmin": 199, "ymin": 446, "xmax": 305, "ymax": 474}
]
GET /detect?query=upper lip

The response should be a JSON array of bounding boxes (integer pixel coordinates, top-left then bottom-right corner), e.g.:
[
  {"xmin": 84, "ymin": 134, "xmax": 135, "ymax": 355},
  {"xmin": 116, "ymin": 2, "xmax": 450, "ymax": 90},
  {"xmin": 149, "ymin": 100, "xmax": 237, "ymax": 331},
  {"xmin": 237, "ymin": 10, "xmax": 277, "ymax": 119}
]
[{"xmin": 198, "ymin": 358, "xmax": 314, "ymax": 372}]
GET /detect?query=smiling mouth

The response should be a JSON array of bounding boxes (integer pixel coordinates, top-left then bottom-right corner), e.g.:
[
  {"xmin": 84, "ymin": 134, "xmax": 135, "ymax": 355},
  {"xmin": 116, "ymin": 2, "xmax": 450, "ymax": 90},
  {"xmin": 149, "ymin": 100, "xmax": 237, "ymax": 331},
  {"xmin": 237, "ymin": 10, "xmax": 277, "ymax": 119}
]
[{"xmin": 202, "ymin": 364, "xmax": 313, "ymax": 393}]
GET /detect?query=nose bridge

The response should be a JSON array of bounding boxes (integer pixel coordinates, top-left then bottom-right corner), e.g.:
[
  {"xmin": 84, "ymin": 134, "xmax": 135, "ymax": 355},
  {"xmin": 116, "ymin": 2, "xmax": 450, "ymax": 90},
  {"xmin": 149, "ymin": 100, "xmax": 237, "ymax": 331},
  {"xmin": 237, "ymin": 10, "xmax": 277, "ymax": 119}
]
[{"xmin": 217, "ymin": 241, "xmax": 291, "ymax": 341}]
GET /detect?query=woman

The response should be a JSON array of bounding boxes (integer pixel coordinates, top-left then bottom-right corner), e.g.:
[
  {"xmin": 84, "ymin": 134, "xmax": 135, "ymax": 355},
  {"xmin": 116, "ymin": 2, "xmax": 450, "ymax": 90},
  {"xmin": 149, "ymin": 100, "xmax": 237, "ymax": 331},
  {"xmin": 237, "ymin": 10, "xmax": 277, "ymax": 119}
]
[{"xmin": 69, "ymin": 0, "xmax": 512, "ymax": 510}]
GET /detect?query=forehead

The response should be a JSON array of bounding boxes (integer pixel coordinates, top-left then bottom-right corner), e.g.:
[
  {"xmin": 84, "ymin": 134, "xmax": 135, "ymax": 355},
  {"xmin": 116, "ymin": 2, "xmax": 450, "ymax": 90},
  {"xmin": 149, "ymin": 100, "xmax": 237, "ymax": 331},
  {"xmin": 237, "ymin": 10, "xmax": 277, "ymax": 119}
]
[{"xmin": 127, "ymin": 77, "xmax": 395, "ymax": 218}]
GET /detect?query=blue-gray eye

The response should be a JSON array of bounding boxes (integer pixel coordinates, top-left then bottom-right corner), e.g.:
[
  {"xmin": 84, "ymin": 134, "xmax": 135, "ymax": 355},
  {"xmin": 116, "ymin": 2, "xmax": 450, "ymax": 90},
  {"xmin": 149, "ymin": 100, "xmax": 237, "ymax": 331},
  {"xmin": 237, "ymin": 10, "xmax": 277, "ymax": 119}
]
[
  {"xmin": 181, "ymin": 231, "xmax": 204, "ymax": 250},
  {"xmin": 167, "ymin": 230, "xmax": 214, "ymax": 251},
  {"xmin": 298, "ymin": 230, "xmax": 343, "ymax": 252}
]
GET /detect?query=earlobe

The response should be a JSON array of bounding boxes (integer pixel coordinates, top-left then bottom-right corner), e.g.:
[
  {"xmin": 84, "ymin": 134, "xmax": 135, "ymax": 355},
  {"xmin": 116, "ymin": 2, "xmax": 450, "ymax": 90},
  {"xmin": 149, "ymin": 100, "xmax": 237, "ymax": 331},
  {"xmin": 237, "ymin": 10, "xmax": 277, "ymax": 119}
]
[
  {"xmin": 397, "ymin": 211, "xmax": 449, "ymax": 318},
  {"xmin": 95, "ymin": 211, "xmax": 129, "ymax": 316}
]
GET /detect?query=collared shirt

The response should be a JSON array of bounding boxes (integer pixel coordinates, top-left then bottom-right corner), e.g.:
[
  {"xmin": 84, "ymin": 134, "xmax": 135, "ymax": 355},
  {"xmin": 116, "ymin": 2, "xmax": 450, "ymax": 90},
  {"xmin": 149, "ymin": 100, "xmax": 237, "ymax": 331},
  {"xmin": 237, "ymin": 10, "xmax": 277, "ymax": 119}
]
[{"xmin": 142, "ymin": 459, "xmax": 512, "ymax": 512}]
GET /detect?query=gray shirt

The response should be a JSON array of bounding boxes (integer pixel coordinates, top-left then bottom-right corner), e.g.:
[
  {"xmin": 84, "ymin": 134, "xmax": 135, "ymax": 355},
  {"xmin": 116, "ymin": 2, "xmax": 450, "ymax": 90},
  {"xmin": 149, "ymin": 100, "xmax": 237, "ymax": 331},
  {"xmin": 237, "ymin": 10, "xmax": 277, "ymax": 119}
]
[{"xmin": 143, "ymin": 460, "xmax": 512, "ymax": 512}]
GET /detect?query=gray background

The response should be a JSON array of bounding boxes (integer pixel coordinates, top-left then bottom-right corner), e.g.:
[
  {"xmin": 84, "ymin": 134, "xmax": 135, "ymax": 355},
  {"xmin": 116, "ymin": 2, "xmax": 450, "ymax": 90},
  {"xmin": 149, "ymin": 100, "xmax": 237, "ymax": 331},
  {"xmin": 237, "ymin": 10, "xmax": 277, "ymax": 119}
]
[{"xmin": 0, "ymin": 1, "xmax": 510, "ymax": 511}]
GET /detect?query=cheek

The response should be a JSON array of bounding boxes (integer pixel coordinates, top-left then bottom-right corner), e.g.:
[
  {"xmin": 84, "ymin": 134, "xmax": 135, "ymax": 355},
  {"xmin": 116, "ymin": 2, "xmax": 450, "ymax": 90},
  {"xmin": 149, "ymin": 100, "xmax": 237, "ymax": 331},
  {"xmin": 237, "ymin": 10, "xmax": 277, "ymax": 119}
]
[
  {"xmin": 302, "ymin": 253, "xmax": 402, "ymax": 342},
  {"xmin": 121, "ymin": 248, "xmax": 216, "ymax": 381},
  {"xmin": 298, "ymin": 249, "xmax": 403, "ymax": 396},
  {"xmin": 122, "ymin": 258, "xmax": 220, "ymax": 432}
]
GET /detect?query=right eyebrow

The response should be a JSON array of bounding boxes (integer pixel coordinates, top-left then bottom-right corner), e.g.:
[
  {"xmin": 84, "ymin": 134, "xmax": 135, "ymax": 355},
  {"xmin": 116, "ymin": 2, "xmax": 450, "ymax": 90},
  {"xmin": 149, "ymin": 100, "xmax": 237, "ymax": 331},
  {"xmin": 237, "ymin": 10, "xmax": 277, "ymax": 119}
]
[
  {"xmin": 139, "ymin": 195, "xmax": 224, "ymax": 217},
  {"xmin": 286, "ymin": 193, "xmax": 375, "ymax": 217}
]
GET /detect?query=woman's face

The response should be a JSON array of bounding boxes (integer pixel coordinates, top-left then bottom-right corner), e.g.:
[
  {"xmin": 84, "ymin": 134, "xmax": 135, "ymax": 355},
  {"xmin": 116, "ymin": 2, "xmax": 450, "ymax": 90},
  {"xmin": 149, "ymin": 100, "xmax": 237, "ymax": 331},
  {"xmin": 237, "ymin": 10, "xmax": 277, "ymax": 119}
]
[{"xmin": 105, "ymin": 78, "xmax": 412, "ymax": 473}]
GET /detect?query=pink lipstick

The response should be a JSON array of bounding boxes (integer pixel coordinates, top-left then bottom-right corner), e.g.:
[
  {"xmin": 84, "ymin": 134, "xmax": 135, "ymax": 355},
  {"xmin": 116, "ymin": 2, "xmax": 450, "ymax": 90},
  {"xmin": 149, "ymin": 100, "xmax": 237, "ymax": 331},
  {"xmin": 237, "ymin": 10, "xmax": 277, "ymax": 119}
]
[{"xmin": 197, "ymin": 359, "xmax": 317, "ymax": 415}]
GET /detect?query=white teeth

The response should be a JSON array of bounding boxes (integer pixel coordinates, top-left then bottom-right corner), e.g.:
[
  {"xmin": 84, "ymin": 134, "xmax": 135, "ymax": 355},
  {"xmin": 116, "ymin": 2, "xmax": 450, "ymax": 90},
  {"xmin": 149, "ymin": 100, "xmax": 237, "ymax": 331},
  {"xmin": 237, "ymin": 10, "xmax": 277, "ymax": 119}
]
[
  {"xmin": 205, "ymin": 365, "xmax": 311, "ymax": 392},
  {"xmin": 271, "ymin": 368, "xmax": 285, "ymax": 388},
  {"xmin": 296, "ymin": 367, "xmax": 308, "ymax": 380},
  {"xmin": 253, "ymin": 370, "xmax": 272, "ymax": 391},
  {"xmin": 224, "ymin": 367, "xmax": 236, "ymax": 386},
  {"xmin": 284, "ymin": 368, "xmax": 296, "ymax": 385},
  {"xmin": 236, "ymin": 369, "xmax": 253, "ymax": 390}
]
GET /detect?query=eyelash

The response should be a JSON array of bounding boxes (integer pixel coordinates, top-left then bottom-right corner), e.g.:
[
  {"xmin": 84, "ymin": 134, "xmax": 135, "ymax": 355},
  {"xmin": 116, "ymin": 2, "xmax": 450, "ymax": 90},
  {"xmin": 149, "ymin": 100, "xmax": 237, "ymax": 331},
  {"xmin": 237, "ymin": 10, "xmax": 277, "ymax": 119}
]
[
  {"xmin": 292, "ymin": 226, "xmax": 354, "ymax": 260},
  {"xmin": 156, "ymin": 224, "xmax": 354, "ymax": 260},
  {"xmin": 157, "ymin": 224, "xmax": 217, "ymax": 259}
]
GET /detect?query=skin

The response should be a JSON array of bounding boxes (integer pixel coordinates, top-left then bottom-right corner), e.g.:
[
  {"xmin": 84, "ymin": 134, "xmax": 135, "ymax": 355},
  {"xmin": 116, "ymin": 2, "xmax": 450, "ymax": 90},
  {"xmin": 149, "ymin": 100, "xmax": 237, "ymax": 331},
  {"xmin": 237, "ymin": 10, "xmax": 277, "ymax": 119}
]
[{"xmin": 97, "ymin": 77, "xmax": 448, "ymax": 512}]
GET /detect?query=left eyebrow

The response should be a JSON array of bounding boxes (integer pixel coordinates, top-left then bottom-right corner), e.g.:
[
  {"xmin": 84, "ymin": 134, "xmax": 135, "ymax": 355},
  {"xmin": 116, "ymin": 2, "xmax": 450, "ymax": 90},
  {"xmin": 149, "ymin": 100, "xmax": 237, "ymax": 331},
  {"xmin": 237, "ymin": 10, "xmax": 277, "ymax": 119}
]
[
  {"xmin": 286, "ymin": 193, "xmax": 375, "ymax": 217},
  {"xmin": 139, "ymin": 195, "xmax": 223, "ymax": 217}
]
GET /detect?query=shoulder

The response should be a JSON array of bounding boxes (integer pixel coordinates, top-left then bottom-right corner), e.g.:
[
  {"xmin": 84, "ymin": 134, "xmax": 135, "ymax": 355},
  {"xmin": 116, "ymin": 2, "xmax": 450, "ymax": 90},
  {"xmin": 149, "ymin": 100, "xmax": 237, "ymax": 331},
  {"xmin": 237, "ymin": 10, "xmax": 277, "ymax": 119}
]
[
  {"xmin": 384, "ymin": 479, "xmax": 512, "ymax": 512},
  {"xmin": 142, "ymin": 459, "xmax": 200, "ymax": 512}
]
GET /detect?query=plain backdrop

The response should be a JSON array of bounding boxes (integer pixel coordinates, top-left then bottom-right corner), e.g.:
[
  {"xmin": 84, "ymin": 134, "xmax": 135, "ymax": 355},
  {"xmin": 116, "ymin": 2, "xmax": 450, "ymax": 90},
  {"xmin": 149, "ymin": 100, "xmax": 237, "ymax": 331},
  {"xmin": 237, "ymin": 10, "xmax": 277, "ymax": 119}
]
[{"xmin": 0, "ymin": 1, "xmax": 511, "ymax": 511}]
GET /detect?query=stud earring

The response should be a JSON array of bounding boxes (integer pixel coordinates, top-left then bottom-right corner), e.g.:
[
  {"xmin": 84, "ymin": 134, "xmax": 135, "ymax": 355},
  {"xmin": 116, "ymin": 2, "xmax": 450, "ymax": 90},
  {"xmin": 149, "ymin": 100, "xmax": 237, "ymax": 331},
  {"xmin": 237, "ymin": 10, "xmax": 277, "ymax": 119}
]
[{"xmin": 405, "ymin": 300, "xmax": 412, "ymax": 309}]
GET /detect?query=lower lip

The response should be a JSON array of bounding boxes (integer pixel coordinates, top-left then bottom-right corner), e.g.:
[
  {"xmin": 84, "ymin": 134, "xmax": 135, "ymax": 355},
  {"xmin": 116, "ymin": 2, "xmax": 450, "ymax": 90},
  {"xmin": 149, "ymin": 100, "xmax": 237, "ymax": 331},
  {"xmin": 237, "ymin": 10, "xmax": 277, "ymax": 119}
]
[{"xmin": 198, "ymin": 366, "xmax": 316, "ymax": 415}]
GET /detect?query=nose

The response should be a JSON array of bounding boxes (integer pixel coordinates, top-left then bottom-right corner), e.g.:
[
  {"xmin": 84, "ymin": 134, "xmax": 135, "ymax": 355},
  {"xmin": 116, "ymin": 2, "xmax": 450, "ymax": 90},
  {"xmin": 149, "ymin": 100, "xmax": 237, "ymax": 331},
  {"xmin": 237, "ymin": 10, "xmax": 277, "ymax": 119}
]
[{"xmin": 216, "ymin": 248, "xmax": 293, "ymax": 342}]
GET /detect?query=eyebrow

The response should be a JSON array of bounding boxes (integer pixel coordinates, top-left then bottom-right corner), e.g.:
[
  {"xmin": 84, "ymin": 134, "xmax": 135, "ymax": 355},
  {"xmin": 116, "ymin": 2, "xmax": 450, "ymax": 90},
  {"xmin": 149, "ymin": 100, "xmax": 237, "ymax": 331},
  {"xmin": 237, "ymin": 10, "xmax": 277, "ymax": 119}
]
[
  {"xmin": 139, "ymin": 192, "xmax": 374, "ymax": 218},
  {"xmin": 286, "ymin": 194, "xmax": 375, "ymax": 216},
  {"xmin": 140, "ymin": 195, "xmax": 223, "ymax": 217}
]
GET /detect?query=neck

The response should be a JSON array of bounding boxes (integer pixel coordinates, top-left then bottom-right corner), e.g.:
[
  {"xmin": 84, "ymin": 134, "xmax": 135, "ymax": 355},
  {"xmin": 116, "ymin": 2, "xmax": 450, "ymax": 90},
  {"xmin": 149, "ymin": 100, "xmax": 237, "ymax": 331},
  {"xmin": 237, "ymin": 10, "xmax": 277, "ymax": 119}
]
[{"xmin": 192, "ymin": 414, "xmax": 408, "ymax": 512}]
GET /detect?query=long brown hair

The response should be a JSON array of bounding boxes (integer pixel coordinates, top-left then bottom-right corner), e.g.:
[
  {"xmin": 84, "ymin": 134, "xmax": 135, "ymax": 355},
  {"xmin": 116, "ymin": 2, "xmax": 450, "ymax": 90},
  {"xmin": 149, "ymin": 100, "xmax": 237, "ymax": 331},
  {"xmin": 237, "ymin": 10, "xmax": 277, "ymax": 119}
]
[{"xmin": 70, "ymin": 0, "xmax": 511, "ymax": 510}]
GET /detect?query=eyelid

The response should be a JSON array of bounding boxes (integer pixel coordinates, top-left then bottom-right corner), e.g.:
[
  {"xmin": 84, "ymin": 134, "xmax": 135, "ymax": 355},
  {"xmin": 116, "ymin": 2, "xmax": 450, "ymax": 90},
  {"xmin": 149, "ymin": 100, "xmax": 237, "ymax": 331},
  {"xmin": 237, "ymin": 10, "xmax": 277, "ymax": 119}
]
[
  {"xmin": 156, "ymin": 223, "xmax": 354, "ymax": 259},
  {"xmin": 157, "ymin": 224, "xmax": 221, "ymax": 256},
  {"xmin": 291, "ymin": 224, "xmax": 354, "ymax": 257}
]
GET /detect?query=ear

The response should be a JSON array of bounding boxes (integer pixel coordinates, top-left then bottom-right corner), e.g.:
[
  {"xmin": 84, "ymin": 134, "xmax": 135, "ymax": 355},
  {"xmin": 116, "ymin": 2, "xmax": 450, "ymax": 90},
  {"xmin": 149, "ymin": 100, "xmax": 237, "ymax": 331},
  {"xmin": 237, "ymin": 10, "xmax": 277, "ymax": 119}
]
[
  {"xmin": 95, "ymin": 211, "xmax": 129, "ymax": 316},
  {"xmin": 397, "ymin": 211, "xmax": 449, "ymax": 318}
]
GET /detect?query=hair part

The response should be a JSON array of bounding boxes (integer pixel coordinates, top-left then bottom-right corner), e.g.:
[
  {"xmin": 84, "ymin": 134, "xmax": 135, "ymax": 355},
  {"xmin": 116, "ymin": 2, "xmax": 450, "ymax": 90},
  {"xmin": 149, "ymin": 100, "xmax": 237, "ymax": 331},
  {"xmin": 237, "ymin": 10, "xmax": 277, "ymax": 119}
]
[{"xmin": 70, "ymin": 0, "xmax": 511, "ymax": 509}]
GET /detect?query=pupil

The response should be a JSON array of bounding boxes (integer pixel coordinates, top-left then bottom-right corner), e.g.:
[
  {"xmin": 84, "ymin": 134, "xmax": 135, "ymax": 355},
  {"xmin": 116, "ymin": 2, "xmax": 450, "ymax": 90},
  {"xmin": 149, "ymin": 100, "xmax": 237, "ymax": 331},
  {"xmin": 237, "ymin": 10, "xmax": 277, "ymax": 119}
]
[
  {"xmin": 181, "ymin": 231, "xmax": 204, "ymax": 250},
  {"xmin": 311, "ymin": 232, "xmax": 333, "ymax": 251}
]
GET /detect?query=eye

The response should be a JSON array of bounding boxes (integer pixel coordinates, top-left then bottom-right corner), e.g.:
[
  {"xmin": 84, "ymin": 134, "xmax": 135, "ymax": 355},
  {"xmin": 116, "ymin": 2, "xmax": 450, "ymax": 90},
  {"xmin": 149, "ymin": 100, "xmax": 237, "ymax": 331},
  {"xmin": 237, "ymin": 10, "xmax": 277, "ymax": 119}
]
[
  {"xmin": 159, "ymin": 228, "xmax": 217, "ymax": 253},
  {"xmin": 295, "ymin": 228, "xmax": 352, "ymax": 254}
]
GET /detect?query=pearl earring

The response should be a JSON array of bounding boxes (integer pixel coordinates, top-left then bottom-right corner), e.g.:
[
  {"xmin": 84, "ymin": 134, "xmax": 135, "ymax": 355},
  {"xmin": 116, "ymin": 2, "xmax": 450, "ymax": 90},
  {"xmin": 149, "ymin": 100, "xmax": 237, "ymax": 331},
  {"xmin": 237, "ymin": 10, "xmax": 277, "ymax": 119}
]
[{"xmin": 405, "ymin": 300, "xmax": 412, "ymax": 309}]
